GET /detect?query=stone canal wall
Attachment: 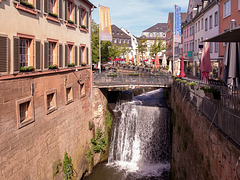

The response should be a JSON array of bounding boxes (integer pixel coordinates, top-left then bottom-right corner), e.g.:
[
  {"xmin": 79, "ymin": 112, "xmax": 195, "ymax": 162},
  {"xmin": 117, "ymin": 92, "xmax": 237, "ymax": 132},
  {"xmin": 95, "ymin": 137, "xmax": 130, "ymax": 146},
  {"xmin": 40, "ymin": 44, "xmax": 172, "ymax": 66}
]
[
  {"xmin": 0, "ymin": 69, "xmax": 108, "ymax": 179},
  {"xmin": 170, "ymin": 86, "xmax": 240, "ymax": 180}
]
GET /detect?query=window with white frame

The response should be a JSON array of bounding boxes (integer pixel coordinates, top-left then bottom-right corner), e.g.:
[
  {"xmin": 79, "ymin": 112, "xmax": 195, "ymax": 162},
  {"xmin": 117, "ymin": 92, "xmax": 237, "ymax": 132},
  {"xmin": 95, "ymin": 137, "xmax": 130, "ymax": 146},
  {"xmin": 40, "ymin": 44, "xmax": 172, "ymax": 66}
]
[
  {"xmin": 209, "ymin": 15, "xmax": 213, "ymax": 29},
  {"xmin": 223, "ymin": 0, "xmax": 231, "ymax": 18},
  {"xmin": 214, "ymin": 11, "xmax": 218, "ymax": 26},
  {"xmin": 205, "ymin": 18, "xmax": 208, "ymax": 31},
  {"xmin": 19, "ymin": 39, "xmax": 30, "ymax": 67},
  {"xmin": 215, "ymin": 42, "xmax": 219, "ymax": 52}
]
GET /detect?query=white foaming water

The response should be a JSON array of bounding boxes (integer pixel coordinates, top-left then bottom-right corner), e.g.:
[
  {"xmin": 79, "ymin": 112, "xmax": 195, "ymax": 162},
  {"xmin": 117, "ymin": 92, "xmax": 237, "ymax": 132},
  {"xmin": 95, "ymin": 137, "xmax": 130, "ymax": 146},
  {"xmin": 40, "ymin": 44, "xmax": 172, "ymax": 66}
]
[{"xmin": 108, "ymin": 88, "xmax": 170, "ymax": 179}]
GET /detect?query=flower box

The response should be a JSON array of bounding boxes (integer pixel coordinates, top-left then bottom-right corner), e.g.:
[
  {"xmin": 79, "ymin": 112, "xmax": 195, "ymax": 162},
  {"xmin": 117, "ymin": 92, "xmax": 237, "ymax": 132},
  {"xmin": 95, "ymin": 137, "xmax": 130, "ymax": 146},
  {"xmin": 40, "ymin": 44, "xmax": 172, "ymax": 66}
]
[
  {"xmin": 49, "ymin": 64, "xmax": 58, "ymax": 69},
  {"xmin": 20, "ymin": 0, "xmax": 34, "ymax": 9},
  {"xmin": 68, "ymin": 19, "xmax": 74, "ymax": 24},
  {"xmin": 68, "ymin": 63, "xmax": 75, "ymax": 67},
  {"xmin": 48, "ymin": 12, "xmax": 58, "ymax": 18},
  {"xmin": 20, "ymin": 66, "xmax": 35, "ymax": 72},
  {"xmin": 81, "ymin": 62, "xmax": 86, "ymax": 66}
]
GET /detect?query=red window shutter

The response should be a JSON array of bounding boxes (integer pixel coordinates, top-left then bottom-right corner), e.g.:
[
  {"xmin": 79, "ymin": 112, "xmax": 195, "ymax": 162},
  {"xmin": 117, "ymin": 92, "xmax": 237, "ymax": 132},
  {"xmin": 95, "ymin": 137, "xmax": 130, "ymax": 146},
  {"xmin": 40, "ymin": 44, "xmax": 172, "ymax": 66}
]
[{"xmin": 13, "ymin": 36, "xmax": 20, "ymax": 72}]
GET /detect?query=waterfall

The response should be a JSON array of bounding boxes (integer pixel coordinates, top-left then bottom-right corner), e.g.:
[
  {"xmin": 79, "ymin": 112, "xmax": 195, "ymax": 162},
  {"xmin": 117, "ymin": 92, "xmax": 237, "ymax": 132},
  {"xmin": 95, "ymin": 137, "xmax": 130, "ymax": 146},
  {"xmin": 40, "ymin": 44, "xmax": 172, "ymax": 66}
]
[{"xmin": 108, "ymin": 88, "xmax": 171, "ymax": 179}]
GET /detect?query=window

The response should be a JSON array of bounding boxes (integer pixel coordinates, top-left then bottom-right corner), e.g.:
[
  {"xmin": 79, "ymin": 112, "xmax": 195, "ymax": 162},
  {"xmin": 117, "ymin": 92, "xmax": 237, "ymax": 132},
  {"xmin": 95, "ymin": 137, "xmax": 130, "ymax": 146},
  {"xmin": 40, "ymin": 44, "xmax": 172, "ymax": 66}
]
[
  {"xmin": 45, "ymin": 89, "xmax": 57, "ymax": 114},
  {"xmin": 80, "ymin": 6, "xmax": 87, "ymax": 27},
  {"xmin": 80, "ymin": 44, "xmax": 86, "ymax": 64},
  {"xmin": 18, "ymin": 34, "xmax": 34, "ymax": 68},
  {"xmin": 215, "ymin": 42, "xmax": 219, "ymax": 52},
  {"xmin": 67, "ymin": 0, "xmax": 74, "ymax": 21},
  {"xmin": 66, "ymin": 86, "xmax": 73, "ymax": 104},
  {"xmin": 16, "ymin": 96, "xmax": 34, "ymax": 129},
  {"xmin": 195, "ymin": 23, "xmax": 197, "ymax": 33},
  {"xmin": 198, "ymin": 20, "xmax": 200, "ymax": 31},
  {"xmin": 19, "ymin": 39, "xmax": 30, "ymax": 67},
  {"xmin": 187, "ymin": 43, "xmax": 188, "ymax": 52},
  {"xmin": 187, "ymin": 29, "xmax": 188, "ymax": 37},
  {"xmin": 68, "ymin": 44, "xmax": 73, "ymax": 64},
  {"xmin": 209, "ymin": 15, "xmax": 212, "ymax": 29},
  {"xmin": 49, "ymin": 42, "xmax": 57, "ymax": 65},
  {"xmin": 184, "ymin": 30, "xmax": 186, "ymax": 38},
  {"xmin": 80, "ymin": 83, "xmax": 85, "ymax": 97},
  {"xmin": 214, "ymin": 11, "xmax": 218, "ymax": 26},
  {"xmin": 48, "ymin": 0, "xmax": 57, "ymax": 14},
  {"xmin": 190, "ymin": 27, "xmax": 191, "ymax": 36},
  {"xmin": 201, "ymin": 18, "xmax": 203, "ymax": 30},
  {"xmin": 239, "ymin": 0, "xmax": 240, "ymax": 10},
  {"xmin": 195, "ymin": 40, "xmax": 197, "ymax": 51},
  {"xmin": 210, "ymin": 42, "xmax": 213, "ymax": 53},
  {"xmin": 223, "ymin": 0, "xmax": 231, "ymax": 18},
  {"xmin": 205, "ymin": 18, "xmax": 208, "ymax": 31}
]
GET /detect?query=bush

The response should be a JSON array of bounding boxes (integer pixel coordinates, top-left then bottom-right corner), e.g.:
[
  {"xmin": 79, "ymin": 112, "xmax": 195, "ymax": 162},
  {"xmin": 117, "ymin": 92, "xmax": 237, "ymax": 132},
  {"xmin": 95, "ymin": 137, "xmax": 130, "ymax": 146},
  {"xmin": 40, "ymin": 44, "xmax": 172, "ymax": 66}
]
[
  {"xmin": 175, "ymin": 78, "xmax": 181, "ymax": 82},
  {"xmin": 91, "ymin": 128, "xmax": 106, "ymax": 154},
  {"xmin": 180, "ymin": 80, "xmax": 187, "ymax": 83},
  {"xmin": 187, "ymin": 81, "xmax": 197, "ymax": 86},
  {"xmin": 62, "ymin": 152, "xmax": 73, "ymax": 180}
]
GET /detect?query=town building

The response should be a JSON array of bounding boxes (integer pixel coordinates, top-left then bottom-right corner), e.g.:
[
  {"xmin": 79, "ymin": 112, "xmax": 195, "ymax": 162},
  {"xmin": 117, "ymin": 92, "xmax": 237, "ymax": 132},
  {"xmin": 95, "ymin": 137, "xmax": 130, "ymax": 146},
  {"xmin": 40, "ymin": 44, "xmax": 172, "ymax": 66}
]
[
  {"xmin": 111, "ymin": 24, "xmax": 132, "ymax": 59},
  {"xmin": 0, "ymin": 0, "xmax": 97, "ymax": 179},
  {"xmin": 218, "ymin": 0, "xmax": 240, "ymax": 78},
  {"xmin": 139, "ymin": 23, "xmax": 167, "ymax": 63},
  {"xmin": 121, "ymin": 27, "xmax": 138, "ymax": 60}
]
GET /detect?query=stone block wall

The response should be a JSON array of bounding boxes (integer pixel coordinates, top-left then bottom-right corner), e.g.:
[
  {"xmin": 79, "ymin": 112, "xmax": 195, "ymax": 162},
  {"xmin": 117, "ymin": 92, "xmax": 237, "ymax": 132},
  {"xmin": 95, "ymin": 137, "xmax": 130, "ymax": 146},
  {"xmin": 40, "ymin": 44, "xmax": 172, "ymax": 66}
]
[
  {"xmin": 170, "ymin": 87, "xmax": 240, "ymax": 180},
  {"xmin": 0, "ymin": 69, "xmax": 107, "ymax": 179}
]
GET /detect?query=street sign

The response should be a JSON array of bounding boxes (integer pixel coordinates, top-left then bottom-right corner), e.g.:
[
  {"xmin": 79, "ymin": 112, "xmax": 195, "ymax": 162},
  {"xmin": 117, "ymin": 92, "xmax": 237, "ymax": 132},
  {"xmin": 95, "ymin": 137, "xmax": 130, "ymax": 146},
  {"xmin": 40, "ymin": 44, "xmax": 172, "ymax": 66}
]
[{"xmin": 188, "ymin": 51, "xmax": 193, "ymax": 57}]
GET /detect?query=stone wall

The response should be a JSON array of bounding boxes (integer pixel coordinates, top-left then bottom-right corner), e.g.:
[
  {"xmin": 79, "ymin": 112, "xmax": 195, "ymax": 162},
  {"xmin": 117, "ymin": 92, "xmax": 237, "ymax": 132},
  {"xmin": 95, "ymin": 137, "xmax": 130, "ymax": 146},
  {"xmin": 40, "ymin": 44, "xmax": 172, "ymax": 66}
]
[
  {"xmin": 170, "ymin": 86, "xmax": 240, "ymax": 180},
  {"xmin": 0, "ymin": 69, "xmax": 108, "ymax": 179}
]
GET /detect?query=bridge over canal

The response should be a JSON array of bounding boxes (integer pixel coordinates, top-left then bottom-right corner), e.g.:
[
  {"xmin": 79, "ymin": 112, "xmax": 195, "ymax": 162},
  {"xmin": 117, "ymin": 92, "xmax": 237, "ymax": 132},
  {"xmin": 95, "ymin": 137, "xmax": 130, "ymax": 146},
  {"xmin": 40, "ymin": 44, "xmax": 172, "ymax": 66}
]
[{"xmin": 93, "ymin": 69, "xmax": 171, "ymax": 89}]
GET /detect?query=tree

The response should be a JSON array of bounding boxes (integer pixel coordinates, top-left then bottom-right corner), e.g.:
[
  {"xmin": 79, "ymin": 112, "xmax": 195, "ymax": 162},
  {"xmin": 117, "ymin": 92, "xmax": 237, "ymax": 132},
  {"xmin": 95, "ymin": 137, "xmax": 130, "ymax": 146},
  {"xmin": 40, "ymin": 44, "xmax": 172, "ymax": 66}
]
[
  {"xmin": 149, "ymin": 36, "xmax": 166, "ymax": 57},
  {"xmin": 91, "ymin": 19, "xmax": 121, "ymax": 63},
  {"xmin": 137, "ymin": 39, "xmax": 147, "ymax": 59}
]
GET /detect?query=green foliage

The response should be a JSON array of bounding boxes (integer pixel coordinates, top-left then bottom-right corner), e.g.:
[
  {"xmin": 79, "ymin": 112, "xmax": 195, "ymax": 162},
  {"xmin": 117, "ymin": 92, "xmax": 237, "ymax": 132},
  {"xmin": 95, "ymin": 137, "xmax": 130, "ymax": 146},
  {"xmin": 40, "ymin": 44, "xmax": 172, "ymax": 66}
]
[
  {"xmin": 62, "ymin": 152, "xmax": 73, "ymax": 180},
  {"xmin": 91, "ymin": 128, "xmax": 106, "ymax": 154},
  {"xmin": 81, "ymin": 62, "xmax": 86, "ymax": 66},
  {"xmin": 129, "ymin": 73, "xmax": 139, "ymax": 76},
  {"xmin": 89, "ymin": 121, "xmax": 93, "ymax": 131},
  {"xmin": 175, "ymin": 78, "xmax": 181, "ymax": 82},
  {"xmin": 68, "ymin": 63, "xmax": 75, "ymax": 67},
  {"xmin": 180, "ymin": 80, "xmax": 187, "ymax": 83},
  {"xmin": 105, "ymin": 110, "xmax": 113, "ymax": 141},
  {"xmin": 187, "ymin": 81, "xmax": 197, "ymax": 86},
  {"xmin": 49, "ymin": 11, "xmax": 58, "ymax": 18},
  {"xmin": 149, "ymin": 36, "xmax": 166, "ymax": 57},
  {"xmin": 68, "ymin": 19, "xmax": 74, "ymax": 24},
  {"xmin": 20, "ymin": 0, "xmax": 34, "ymax": 9},
  {"xmin": 200, "ymin": 86, "xmax": 219, "ymax": 93},
  {"xmin": 137, "ymin": 39, "xmax": 147, "ymax": 58},
  {"xmin": 165, "ymin": 65, "xmax": 169, "ymax": 70},
  {"xmin": 20, "ymin": 66, "xmax": 35, "ymax": 72},
  {"xmin": 81, "ymin": 24, "xmax": 86, "ymax": 29},
  {"xmin": 86, "ymin": 148, "xmax": 93, "ymax": 164},
  {"xmin": 49, "ymin": 64, "xmax": 58, "ymax": 69},
  {"xmin": 107, "ymin": 73, "xmax": 117, "ymax": 77},
  {"xmin": 53, "ymin": 159, "xmax": 62, "ymax": 177}
]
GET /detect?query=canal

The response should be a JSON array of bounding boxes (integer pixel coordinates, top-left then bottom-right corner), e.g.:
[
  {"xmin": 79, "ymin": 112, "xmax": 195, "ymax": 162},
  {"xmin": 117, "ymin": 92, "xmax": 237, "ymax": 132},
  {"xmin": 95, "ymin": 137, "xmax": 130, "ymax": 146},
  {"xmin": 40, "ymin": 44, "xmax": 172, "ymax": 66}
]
[{"xmin": 84, "ymin": 88, "xmax": 171, "ymax": 180}]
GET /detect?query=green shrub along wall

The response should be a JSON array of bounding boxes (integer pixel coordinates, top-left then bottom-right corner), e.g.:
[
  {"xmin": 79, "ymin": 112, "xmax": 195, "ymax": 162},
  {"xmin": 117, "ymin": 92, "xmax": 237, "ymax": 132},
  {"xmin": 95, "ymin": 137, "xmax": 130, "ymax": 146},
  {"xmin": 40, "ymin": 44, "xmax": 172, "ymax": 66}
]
[{"xmin": 170, "ymin": 87, "xmax": 240, "ymax": 180}]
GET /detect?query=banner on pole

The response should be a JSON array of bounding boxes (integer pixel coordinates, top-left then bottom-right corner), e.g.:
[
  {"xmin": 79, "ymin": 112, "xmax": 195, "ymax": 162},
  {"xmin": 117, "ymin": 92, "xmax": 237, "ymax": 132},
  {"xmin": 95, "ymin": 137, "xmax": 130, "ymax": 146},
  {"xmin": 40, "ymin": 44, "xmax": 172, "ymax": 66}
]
[
  {"xmin": 99, "ymin": 5, "xmax": 112, "ymax": 41},
  {"xmin": 174, "ymin": 5, "xmax": 181, "ymax": 43}
]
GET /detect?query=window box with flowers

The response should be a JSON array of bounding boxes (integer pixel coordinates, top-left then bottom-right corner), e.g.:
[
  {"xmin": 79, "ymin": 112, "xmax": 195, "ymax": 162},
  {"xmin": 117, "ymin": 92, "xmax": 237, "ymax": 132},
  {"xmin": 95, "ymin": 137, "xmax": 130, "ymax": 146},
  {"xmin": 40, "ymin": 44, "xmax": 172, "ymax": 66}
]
[
  {"xmin": 49, "ymin": 64, "xmax": 58, "ymax": 70},
  {"xmin": 81, "ymin": 62, "xmax": 86, "ymax": 66},
  {"xmin": 20, "ymin": 0, "xmax": 34, "ymax": 9},
  {"xmin": 68, "ymin": 19, "xmax": 74, "ymax": 24},
  {"xmin": 48, "ymin": 12, "xmax": 58, "ymax": 18},
  {"xmin": 68, "ymin": 63, "xmax": 75, "ymax": 67},
  {"xmin": 20, "ymin": 66, "xmax": 35, "ymax": 72}
]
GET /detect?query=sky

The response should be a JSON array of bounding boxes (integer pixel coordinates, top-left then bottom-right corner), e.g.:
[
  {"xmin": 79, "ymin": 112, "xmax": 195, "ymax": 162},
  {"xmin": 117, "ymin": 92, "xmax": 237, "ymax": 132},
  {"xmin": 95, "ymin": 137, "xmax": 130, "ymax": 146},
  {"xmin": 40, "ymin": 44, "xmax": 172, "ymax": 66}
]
[{"xmin": 90, "ymin": 0, "xmax": 189, "ymax": 37}]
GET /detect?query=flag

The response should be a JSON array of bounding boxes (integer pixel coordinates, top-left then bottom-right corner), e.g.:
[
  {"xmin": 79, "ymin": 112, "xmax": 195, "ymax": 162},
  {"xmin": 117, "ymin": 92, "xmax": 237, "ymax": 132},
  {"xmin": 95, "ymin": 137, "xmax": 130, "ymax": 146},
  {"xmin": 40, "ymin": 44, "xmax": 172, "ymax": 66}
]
[
  {"xmin": 99, "ymin": 5, "xmax": 112, "ymax": 41},
  {"xmin": 174, "ymin": 5, "xmax": 181, "ymax": 43}
]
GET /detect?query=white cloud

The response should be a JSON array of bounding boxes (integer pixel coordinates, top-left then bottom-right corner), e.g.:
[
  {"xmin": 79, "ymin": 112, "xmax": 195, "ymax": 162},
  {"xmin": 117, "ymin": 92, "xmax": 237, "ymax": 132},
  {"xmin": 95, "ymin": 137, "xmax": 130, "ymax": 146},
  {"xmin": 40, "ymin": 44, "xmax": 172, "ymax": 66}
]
[{"xmin": 90, "ymin": 0, "xmax": 189, "ymax": 37}]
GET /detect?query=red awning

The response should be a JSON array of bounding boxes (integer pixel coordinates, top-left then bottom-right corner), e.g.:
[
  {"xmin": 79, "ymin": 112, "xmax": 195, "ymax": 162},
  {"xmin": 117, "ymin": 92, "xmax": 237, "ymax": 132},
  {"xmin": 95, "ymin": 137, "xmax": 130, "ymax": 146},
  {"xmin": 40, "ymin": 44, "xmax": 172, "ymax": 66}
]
[{"xmin": 143, "ymin": 59, "xmax": 148, "ymax": 61}]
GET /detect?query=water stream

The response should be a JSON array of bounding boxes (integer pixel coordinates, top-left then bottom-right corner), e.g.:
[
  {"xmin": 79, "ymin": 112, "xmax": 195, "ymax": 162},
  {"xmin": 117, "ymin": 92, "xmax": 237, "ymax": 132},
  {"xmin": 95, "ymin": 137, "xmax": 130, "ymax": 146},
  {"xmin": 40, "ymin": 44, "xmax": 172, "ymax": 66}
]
[{"xmin": 85, "ymin": 88, "xmax": 171, "ymax": 180}]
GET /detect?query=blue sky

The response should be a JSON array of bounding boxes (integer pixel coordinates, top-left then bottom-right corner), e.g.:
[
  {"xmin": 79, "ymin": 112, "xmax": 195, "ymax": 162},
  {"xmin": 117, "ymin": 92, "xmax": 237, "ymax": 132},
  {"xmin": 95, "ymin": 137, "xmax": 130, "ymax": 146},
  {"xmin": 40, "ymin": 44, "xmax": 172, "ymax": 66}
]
[{"xmin": 90, "ymin": 0, "xmax": 189, "ymax": 37}]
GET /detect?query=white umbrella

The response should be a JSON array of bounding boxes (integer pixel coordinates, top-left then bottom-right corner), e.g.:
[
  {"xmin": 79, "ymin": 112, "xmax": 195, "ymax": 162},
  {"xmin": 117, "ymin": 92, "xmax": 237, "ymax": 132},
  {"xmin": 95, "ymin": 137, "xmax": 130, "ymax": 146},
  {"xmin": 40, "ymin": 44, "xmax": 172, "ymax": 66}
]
[
  {"xmin": 168, "ymin": 60, "xmax": 172, "ymax": 73},
  {"xmin": 162, "ymin": 54, "xmax": 167, "ymax": 68}
]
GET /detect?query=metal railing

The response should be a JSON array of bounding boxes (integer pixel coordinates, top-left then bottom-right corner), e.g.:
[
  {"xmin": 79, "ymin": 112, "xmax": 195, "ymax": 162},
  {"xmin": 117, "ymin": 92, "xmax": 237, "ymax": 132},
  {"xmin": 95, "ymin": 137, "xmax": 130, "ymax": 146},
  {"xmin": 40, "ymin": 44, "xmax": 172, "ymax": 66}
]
[
  {"xmin": 93, "ymin": 68, "xmax": 171, "ymax": 87},
  {"xmin": 173, "ymin": 80, "xmax": 240, "ymax": 147}
]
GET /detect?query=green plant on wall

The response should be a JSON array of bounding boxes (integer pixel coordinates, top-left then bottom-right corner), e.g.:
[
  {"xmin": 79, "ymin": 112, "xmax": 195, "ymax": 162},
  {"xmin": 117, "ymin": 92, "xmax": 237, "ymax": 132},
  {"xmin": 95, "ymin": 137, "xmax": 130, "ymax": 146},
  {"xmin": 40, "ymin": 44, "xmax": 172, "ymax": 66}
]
[
  {"xmin": 53, "ymin": 159, "xmax": 62, "ymax": 177},
  {"xmin": 91, "ymin": 128, "xmax": 106, "ymax": 154},
  {"xmin": 89, "ymin": 121, "xmax": 94, "ymax": 131},
  {"xmin": 63, "ymin": 152, "xmax": 74, "ymax": 180}
]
